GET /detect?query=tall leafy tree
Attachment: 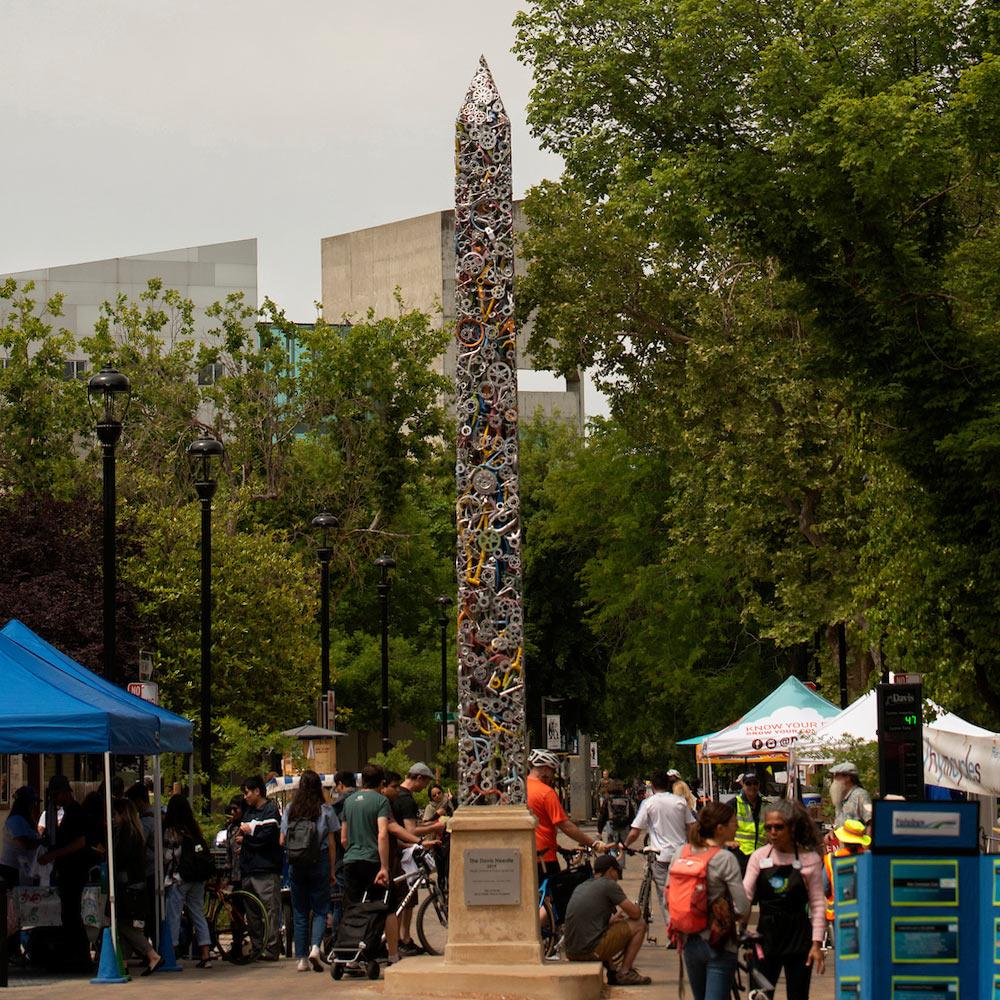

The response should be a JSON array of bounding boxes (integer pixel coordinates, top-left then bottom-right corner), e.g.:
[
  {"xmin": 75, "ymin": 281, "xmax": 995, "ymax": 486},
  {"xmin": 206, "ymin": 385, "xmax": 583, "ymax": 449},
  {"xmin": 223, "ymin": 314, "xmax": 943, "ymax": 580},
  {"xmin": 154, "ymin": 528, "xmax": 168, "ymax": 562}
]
[{"xmin": 514, "ymin": 0, "xmax": 1000, "ymax": 718}]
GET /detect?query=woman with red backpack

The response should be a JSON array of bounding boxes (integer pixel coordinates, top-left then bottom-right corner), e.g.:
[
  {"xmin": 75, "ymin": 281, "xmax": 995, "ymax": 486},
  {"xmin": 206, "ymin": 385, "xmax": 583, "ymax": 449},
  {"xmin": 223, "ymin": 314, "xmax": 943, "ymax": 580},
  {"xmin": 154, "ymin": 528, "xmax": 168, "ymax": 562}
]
[{"xmin": 668, "ymin": 802, "xmax": 749, "ymax": 1000}]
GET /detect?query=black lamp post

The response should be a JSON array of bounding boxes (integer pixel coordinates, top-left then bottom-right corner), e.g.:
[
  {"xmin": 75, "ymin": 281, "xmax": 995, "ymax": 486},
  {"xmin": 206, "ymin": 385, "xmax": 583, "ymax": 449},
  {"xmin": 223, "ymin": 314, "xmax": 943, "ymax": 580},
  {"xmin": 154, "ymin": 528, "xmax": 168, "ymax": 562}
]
[
  {"xmin": 436, "ymin": 595, "xmax": 453, "ymax": 750},
  {"xmin": 87, "ymin": 365, "xmax": 131, "ymax": 686},
  {"xmin": 187, "ymin": 434, "xmax": 225, "ymax": 814},
  {"xmin": 312, "ymin": 513, "xmax": 338, "ymax": 721},
  {"xmin": 375, "ymin": 554, "xmax": 396, "ymax": 753}
]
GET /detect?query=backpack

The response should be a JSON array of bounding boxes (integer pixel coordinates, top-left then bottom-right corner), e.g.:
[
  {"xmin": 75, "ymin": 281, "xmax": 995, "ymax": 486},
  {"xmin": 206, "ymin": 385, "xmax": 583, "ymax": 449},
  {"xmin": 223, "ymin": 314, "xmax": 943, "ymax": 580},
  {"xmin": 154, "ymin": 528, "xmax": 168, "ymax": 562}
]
[
  {"xmin": 286, "ymin": 816, "xmax": 321, "ymax": 866},
  {"xmin": 178, "ymin": 835, "xmax": 216, "ymax": 883},
  {"xmin": 609, "ymin": 795, "xmax": 630, "ymax": 825},
  {"xmin": 666, "ymin": 845, "xmax": 721, "ymax": 944}
]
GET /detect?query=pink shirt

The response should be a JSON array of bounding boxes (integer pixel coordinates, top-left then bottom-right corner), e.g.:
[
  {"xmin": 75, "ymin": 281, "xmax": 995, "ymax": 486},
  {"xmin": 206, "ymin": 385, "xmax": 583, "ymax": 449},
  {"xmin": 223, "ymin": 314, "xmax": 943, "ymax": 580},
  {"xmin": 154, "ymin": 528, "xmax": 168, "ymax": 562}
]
[{"xmin": 743, "ymin": 845, "xmax": 826, "ymax": 944}]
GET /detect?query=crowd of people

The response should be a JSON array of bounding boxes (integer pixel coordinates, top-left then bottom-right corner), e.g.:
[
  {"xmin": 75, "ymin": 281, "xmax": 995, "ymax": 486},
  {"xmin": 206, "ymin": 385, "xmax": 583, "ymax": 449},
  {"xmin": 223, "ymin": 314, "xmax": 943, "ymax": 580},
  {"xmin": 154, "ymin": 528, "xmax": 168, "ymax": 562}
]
[
  {"xmin": 0, "ymin": 761, "xmax": 448, "ymax": 976},
  {"xmin": 1, "ymin": 752, "xmax": 873, "ymax": 994},
  {"xmin": 534, "ymin": 753, "xmax": 873, "ymax": 999}
]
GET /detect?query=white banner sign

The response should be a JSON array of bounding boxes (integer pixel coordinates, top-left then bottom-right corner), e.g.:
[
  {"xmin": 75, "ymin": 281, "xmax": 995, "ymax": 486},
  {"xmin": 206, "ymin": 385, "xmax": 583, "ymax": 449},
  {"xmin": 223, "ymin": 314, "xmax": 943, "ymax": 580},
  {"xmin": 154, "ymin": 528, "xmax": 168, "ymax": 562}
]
[
  {"xmin": 545, "ymin": 715, "xmax": 562, "ymax": 750},
  {"xmin": 923, "ymin": 727, "xmax": 1000, "ymax": 797},
  {"xmin": 590, "ymin": 741, "xmax": 599, "ymax": 768}
]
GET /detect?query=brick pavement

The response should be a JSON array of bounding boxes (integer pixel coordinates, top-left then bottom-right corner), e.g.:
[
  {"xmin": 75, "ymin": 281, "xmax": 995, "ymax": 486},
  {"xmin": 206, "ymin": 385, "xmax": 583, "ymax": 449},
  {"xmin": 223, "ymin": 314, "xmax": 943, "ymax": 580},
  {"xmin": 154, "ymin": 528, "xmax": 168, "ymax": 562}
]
[{"xmin": 4, "ymin": 822, "xmax": 836, "ymax": 998}]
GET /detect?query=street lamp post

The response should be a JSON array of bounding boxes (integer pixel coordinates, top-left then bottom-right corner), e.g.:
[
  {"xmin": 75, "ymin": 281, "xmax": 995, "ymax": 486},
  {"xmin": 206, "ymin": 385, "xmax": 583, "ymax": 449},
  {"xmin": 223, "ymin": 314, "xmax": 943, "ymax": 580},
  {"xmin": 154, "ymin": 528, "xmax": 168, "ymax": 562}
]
[
  {"xmin": 436, "ymin": 595, "xmax": 453, "ymax": 750},
  {"xmin": 87, "ymin": 366, "xmax": 131, "ymax": 686},
  {"xmin": 375, "ymin": 554, "xmax": 396, "ymax": 753},
  {"xmin": 312, "ymin": 513, "xmax": 338, "ymax": 722},
  {"xmin": 187, "ymin": 435, "xmax": 225, "ymax": 814}
]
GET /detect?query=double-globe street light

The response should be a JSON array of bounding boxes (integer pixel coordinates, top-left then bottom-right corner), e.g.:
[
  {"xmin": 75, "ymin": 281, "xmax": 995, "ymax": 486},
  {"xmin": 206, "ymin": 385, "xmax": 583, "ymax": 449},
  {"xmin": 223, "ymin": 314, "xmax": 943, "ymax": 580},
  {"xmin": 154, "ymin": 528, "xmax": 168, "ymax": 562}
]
[
  {"xmin": 312, "ymin": 513, "xmax": 339, "ymax": 724},
  {"xmin": 375, "ymin": 554, "xmax": 396, "ymax": 753},
  {"xmin": 187, "ymin": 434, "xmax": 225, "ymax": 814},
  {"xmin": 436, "ymin": 595, "xmax": 453, "ymax": 751},
  {"xmin": 87, "ymin": 365, "xmax": 132, "ymax": 687}
]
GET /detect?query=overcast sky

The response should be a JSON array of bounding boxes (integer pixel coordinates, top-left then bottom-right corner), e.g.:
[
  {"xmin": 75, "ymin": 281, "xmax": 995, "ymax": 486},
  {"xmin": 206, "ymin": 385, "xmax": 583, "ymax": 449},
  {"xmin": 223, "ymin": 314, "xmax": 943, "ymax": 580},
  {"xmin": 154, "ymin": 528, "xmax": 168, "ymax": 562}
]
[{"xmin": 2, "ymin": 9, "xmax": 556, "ymax": 303}]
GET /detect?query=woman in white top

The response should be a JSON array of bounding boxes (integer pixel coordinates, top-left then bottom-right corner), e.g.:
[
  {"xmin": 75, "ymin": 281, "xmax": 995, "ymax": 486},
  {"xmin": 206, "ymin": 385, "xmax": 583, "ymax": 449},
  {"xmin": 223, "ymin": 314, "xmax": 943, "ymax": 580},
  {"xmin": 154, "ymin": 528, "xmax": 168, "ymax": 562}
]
[
  {"xmin": 678, "ymin": 801, "xmax": 750, "ymax": 1000},
  {"xmin": 743, "ymin": 799, "xmax": 826, "ymax": 999}
]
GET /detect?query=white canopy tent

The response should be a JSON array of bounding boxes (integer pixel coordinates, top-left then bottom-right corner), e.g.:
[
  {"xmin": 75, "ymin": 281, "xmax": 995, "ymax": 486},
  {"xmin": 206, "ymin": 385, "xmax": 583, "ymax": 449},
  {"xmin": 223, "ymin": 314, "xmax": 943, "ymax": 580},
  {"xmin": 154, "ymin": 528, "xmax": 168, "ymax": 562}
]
[{"xmin": 796, "ymin": 689, "xmax": 1000, "ymax": 798}]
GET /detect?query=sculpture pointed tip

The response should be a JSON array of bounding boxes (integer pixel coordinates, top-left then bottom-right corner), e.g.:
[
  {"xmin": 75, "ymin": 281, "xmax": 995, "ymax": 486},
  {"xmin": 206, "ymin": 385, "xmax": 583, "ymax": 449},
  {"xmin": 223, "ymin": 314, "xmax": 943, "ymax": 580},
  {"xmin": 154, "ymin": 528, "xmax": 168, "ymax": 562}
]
[{"xmin": 460, "ymin": 56, "xmax": 503, "ymax": 114}]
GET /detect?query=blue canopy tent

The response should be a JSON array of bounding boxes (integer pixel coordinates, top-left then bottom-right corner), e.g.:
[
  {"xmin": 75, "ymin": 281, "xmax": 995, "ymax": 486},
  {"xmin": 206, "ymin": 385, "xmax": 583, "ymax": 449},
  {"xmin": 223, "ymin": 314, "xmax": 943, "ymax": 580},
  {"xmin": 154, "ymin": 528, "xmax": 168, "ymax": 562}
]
[
  {"xmin": 0, "ymin": 621, "xmax": 194, "ymax": 970},
  {"xmin": 1, "ymin": 619, "xmax": 192, "ymax": 753}
]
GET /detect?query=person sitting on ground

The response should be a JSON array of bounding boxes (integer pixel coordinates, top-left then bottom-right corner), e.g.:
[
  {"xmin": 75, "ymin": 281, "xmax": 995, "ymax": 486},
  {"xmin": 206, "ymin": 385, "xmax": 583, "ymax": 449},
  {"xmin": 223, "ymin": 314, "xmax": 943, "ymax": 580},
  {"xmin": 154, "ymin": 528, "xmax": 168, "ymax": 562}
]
[
  {"xmin": 564, "ymin": 854, "xmax": 651, "ymax": 986},
  {"xmin": 526, "ymin": 749, "xmax": 605, "ymax": 885}
]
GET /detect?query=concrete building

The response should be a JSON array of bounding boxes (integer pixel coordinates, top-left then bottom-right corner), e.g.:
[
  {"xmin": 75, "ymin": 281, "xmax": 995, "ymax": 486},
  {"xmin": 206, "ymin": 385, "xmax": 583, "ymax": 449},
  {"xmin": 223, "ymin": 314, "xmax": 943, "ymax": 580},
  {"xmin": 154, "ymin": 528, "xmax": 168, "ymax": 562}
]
[
  {"xmin": 321, "ymin": 204, "xmax": 585, "ymax": 430},
  {"xmin": 1, "ymin": 238, "xmax": 258, "ymax": 378}
]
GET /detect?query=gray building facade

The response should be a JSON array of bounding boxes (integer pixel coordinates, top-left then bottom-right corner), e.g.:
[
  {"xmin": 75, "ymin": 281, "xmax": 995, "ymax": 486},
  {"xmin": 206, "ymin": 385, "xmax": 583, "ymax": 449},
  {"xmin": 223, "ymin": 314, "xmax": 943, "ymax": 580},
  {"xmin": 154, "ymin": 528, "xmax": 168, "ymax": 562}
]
[
  {"xmin": 2, "ymin": 239, "xmax": 258, "ymax": 372},
  {"xmin": 321, "ymin": 205, "xmax": 585, "ymax": 429}
]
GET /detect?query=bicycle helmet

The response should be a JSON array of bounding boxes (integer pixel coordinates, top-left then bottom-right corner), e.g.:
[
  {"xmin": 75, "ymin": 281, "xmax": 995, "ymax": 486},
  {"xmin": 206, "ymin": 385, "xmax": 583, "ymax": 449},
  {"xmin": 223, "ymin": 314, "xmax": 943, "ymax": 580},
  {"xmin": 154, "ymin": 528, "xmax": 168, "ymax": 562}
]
[{"xmin": 528, "ymin": 749, "xmax": 561, "ymax": 770}]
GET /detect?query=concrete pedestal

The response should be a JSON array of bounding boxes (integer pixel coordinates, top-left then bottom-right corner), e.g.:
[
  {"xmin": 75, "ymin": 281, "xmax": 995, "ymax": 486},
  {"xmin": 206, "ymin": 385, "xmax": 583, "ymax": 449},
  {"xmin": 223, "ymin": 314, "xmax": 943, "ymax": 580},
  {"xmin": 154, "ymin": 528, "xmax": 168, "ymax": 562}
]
[{"xmin": 383, "ymin": 805, "xmax": 603, "ymax": 1000}]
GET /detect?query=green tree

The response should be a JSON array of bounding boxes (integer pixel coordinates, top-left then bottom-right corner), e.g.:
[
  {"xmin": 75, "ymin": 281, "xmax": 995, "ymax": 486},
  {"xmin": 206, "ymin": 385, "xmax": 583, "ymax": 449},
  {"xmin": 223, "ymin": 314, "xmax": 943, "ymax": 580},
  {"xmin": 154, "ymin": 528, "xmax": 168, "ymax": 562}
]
[
  {"xmin": 514, "ymin": 0, "xmax": 1000, "ymax": 719},
  {"xmin": 0, "ymin": 279, "xmax": 86, "ymax": 495}
]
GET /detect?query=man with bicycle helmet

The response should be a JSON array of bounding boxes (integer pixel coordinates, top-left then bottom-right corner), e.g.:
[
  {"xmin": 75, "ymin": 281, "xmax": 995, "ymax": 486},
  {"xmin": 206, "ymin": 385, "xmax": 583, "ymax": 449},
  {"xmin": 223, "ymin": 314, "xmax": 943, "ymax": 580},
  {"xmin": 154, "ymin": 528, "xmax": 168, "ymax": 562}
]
[{"xmin": 527, "ymin": 749, "xmax": 606, "ymax": 883}]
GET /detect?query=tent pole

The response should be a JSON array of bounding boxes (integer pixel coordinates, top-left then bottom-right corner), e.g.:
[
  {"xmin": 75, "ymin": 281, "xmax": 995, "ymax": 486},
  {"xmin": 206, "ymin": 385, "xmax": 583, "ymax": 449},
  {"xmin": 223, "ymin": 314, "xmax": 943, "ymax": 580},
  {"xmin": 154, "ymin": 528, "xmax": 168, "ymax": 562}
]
[
  {"xmin": 153, "ymin": 756, "xmax": 164, "ymax": 946},
  {"xmin": 188, "ymin": 753, "xmax": 195, "ymax": 801},
  {"xmin": 103, "ymin": 752, "xmax": 119, "ymax": 960}
]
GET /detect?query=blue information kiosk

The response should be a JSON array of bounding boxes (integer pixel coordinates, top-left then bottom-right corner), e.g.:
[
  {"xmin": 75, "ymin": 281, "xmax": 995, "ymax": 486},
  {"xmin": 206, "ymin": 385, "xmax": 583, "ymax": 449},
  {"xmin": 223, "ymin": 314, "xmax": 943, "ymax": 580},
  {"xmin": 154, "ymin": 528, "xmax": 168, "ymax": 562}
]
[{"xmin": 834, "ymin": 799, "xmax": 992, "ymax": 999}]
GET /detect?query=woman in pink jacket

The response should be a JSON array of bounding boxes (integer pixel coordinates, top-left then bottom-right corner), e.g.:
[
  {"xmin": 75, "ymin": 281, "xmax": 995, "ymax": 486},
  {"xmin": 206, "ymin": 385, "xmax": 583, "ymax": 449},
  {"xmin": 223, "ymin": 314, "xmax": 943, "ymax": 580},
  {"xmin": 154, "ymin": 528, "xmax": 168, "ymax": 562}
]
[{"xmin": 743, "ymin": 800, "xmax": 826, "ymax": 999}]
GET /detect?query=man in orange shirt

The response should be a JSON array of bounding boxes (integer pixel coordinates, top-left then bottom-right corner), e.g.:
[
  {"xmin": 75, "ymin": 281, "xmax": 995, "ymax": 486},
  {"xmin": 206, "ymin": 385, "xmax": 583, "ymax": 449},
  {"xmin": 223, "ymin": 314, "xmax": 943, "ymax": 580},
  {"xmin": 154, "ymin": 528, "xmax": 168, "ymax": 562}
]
[{"xmin": 527, "ymin": 749, "xmax": 605, "ymax": 882}]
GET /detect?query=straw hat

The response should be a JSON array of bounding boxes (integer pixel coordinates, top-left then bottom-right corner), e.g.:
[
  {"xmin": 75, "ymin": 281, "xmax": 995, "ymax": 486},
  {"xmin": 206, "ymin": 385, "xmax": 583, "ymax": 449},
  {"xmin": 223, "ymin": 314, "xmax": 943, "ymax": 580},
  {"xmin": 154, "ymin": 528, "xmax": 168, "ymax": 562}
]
[{"xmin": 834, "ymin": 819, "xmax": 871, "ymax": 847}]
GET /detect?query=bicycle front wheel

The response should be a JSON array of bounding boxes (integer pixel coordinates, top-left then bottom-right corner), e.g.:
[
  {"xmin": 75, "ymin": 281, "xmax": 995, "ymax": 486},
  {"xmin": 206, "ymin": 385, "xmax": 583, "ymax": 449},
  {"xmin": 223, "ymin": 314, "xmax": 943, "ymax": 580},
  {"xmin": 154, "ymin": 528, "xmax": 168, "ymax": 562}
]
[
  {"xmin": 210, "ymin": 890, "xmax": 268, "ymax": 960},
  {"xmin": 415, "ymin": 890, "xmax": 449, "ymax": 956}
]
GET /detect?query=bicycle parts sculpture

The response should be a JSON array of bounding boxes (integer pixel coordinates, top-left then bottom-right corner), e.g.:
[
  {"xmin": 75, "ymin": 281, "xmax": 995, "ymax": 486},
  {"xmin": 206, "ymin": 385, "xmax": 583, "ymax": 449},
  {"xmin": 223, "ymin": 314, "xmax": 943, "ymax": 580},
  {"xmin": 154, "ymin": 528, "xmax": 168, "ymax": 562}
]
[{"xmin": 454, "ymin": 57, "xmax": 527, "ymax": 806}]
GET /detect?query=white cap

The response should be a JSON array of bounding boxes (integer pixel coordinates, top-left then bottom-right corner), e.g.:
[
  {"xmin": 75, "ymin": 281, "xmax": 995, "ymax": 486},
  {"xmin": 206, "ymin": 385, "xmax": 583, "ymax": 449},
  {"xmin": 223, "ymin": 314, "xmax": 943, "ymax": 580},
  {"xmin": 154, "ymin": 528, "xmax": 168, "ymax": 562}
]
[{"xmin": 829, "ymin": 761, "xmax": 859, "ymax": 776}]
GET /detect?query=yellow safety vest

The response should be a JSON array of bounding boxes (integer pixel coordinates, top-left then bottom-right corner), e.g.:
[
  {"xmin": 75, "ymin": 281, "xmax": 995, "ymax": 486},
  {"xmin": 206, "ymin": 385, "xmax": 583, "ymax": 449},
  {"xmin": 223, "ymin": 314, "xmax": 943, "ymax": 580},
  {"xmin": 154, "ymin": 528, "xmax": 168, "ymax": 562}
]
[{"xmin": 734, "ymin": 794, "xmax": 764, "ymax": 855}]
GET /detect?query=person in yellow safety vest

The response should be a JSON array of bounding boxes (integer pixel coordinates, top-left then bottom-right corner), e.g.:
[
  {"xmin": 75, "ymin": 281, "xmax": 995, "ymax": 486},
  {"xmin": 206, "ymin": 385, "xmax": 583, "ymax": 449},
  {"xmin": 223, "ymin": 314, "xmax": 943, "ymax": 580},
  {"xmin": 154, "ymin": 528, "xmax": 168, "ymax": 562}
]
[
  {"xmin": 733, "ymin": 773, "xmax": 765, "ymax": 873},
  {"xmin": 823, "ymin": 819, "xmax": 871, "ymax": 921}
]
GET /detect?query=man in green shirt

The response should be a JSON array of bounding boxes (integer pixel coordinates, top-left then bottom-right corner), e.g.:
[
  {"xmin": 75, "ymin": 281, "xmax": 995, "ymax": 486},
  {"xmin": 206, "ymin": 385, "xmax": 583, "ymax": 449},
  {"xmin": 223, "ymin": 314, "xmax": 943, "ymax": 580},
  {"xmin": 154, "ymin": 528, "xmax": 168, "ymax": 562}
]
[{"xmin": 341, "ymin": 764, "xmax": 391, "ymax": 902}]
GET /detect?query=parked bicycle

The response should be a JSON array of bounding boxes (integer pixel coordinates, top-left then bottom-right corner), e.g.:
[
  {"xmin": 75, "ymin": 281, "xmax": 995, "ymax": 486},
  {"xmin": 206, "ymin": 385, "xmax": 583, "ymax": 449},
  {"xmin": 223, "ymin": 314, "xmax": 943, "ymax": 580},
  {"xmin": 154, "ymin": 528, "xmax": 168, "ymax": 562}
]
[
  {"xmin": 203, "ymin": 877, "xmax": 269, "ymax": 962},
  {"xmin": 538, "ymin": 846, "xmax": 595, "ymax": 958},
  {"xmin": 621, "ymin": 845, "xmax": 661, "ymax": 945}
]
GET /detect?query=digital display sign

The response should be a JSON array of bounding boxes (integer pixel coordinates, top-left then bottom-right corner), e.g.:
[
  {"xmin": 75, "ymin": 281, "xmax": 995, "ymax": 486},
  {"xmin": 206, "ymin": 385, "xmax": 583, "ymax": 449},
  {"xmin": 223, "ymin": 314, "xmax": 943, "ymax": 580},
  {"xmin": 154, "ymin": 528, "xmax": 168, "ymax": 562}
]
[
  {"xmin": 890, "ymin": 860, "xmax": 959, "ymax": 906},
  {"xmin": 891, "ymin": 918, "xmax": 959, "ymax": 963}
]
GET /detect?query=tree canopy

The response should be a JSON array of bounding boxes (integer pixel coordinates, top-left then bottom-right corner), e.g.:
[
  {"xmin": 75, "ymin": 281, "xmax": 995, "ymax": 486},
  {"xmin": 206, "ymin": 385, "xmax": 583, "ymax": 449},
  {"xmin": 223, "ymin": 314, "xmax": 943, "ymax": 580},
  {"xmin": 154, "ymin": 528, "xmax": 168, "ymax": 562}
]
[{"xmin": 514, "ymin": 0, "xmax": 1000, "ymax": 726}]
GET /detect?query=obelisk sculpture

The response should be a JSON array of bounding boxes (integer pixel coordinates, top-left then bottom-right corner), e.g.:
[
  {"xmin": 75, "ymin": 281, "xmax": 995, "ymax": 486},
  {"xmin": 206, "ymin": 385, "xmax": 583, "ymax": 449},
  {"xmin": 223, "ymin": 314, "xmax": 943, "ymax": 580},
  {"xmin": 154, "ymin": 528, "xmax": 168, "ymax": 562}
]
[
  {"xmin": 384, "ymin": 58, "xmax": 602, "ymax": 997},
  {"xmin": 454, "ymin": 56, "xmax": 526, "ymax": 807}
]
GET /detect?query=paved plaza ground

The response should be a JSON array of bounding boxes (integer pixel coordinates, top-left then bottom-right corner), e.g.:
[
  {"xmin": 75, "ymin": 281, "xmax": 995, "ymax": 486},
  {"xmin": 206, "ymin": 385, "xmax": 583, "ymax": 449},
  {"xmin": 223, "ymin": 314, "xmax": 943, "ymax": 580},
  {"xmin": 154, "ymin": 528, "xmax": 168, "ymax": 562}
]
[{"xmin": 4, "ymin": 824, "xmax": 837, "ymax": 998}]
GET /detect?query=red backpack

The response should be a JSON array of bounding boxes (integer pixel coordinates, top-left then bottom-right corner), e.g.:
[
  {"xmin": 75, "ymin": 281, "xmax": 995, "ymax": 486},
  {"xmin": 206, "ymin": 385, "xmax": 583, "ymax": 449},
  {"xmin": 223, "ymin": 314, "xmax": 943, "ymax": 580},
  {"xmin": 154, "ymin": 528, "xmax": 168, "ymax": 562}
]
[{"xmin": 666, "ymin": 845, "xmax": 721, "ymax": 944}]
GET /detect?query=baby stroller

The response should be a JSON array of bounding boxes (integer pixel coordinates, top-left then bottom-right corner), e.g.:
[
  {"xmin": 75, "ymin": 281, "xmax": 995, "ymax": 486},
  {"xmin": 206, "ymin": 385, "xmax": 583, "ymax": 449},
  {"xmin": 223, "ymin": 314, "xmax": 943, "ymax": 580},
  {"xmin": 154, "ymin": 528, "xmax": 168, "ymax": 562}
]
[{"xmin": 327, "ymin": 887, "xmax": 390, "ymax": 981}]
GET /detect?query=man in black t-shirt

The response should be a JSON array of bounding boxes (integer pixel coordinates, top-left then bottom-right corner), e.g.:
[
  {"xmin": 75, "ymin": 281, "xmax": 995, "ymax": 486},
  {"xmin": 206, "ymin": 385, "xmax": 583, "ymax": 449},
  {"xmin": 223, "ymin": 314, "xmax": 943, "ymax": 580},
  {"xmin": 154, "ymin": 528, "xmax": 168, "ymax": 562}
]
[
  {"xmin": 37, "ymin": 775, "xmax": 92, "ymax": 971},
  {"xmin": 390, "ymin": 763, "xmax": 445, "ymax": 955}
]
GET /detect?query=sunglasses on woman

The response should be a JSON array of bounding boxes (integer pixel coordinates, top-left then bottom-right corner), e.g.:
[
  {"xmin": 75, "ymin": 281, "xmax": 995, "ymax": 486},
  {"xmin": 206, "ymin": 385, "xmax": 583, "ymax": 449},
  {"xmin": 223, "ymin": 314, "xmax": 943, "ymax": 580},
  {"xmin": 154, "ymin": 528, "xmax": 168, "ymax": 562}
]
[{"xmin": 764, "ymin": 823, "xmax": 786, "ymax": 831}]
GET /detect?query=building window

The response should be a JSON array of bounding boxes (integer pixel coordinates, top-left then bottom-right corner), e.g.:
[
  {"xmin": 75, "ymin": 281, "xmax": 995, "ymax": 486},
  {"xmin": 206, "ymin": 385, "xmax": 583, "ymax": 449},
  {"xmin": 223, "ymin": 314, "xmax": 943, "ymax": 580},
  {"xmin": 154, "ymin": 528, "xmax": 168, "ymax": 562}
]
[
  {"xmin": 198, "ymin": 362, "xmax": 225, "ymax": 386},
  {"xmin": 0, "ymin": 357, "xmax": 10, "ymax": 370},
  {"xmin": 63, "ymin": 359, "xmax": 89, "ymax": 380}
]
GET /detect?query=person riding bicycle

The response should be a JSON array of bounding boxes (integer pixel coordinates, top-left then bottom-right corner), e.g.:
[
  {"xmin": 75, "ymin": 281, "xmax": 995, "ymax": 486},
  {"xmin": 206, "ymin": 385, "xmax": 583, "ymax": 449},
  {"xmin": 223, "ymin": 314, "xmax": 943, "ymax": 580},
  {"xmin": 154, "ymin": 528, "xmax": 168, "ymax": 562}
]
[
  {"xmin": 598, "ymin": 781, "xmax": 635, "ymax": 868},
  {"xmin": 527, "ymin": 749, "xmax": 606, "ymax": 882}
]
